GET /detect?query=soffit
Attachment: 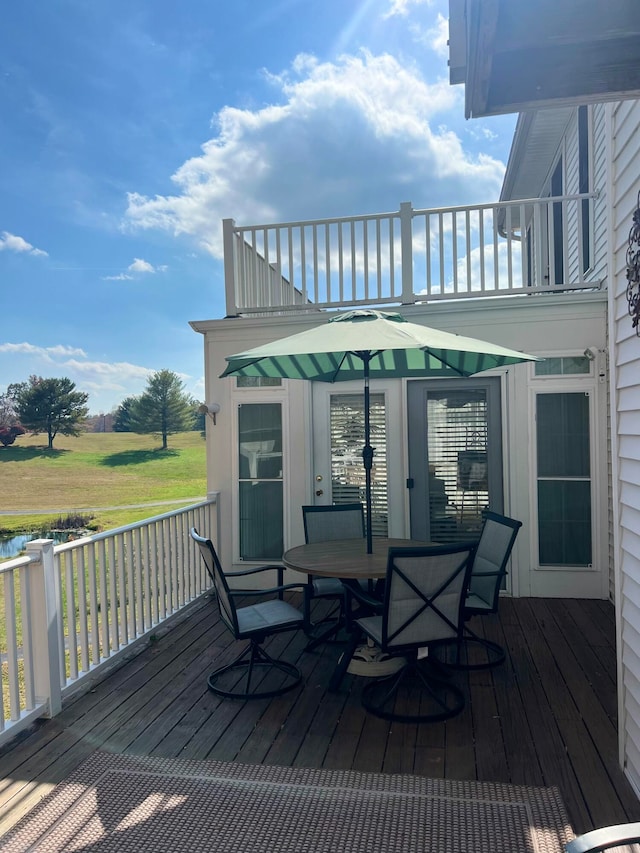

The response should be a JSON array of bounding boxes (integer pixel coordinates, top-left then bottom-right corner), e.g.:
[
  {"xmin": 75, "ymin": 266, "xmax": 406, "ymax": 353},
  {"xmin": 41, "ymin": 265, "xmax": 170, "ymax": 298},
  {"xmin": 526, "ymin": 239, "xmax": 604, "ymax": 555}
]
[
  {"xmin": 449, "ymin": 0, "xmax": 640, "ymax": 118},
  {"xmin": 500, "ymin": 108, "xmax": 574, "ymax": 202}
]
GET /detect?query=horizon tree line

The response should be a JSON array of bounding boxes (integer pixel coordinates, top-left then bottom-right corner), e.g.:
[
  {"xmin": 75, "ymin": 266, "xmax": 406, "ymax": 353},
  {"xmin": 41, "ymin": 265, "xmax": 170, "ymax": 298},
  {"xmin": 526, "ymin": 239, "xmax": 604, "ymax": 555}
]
[{"xmin": 0, "ymin": 369, "xmax": 202, "ymax": 450}]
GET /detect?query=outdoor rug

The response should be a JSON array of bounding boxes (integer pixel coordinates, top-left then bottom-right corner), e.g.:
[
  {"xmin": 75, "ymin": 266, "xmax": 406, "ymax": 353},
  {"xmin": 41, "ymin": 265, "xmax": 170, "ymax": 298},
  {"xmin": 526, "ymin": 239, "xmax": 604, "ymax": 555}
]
[{"xmin": 1, "ymin": 751, "xmax": 574, "ymax": 852}]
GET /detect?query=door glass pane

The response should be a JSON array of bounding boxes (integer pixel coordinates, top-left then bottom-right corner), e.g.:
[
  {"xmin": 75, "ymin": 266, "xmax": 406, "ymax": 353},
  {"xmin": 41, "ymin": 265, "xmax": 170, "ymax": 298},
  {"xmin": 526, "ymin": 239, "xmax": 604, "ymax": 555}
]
[
  {"xmin": 426, "ymin": 389, "xmax": 489, "ymax": 541},
  {"xmin": 238, "ymin": 403, "xmax": 283, "ymax": 560},
  {"xmin": 329, "ymin": 393, "xmax": 388, "ymax": 536},
  {"xmin": 536, "ymin": 393, "xmax": 591, "ymax": 567}
]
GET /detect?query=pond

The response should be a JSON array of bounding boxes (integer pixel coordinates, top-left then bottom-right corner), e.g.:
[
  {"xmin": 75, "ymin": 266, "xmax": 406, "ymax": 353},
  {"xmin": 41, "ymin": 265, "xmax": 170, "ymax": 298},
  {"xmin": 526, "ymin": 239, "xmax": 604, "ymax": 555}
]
[{"xmin": 0, "ymin": 531, "xmax": 75, "ymax": 560}]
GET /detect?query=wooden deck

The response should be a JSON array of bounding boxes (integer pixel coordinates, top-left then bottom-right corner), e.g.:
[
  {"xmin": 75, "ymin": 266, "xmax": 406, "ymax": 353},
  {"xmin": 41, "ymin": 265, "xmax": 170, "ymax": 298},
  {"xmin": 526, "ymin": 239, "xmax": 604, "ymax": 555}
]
[{"xmin": 1, "ymin": 594, "xmax": 639, "ymax": 840}]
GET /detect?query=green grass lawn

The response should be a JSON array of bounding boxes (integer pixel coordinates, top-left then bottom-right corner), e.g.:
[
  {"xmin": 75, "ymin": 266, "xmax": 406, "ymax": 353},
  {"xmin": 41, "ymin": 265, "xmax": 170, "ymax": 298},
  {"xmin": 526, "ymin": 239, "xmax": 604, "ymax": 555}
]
[{"xmin": 0, "ymin": 430, "xmax": 207, "ymax": 535}]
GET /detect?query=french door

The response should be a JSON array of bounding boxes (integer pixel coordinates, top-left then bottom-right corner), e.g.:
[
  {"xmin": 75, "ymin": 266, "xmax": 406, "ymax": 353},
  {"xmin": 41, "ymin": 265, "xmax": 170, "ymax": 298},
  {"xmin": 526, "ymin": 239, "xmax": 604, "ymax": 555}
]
[{"xmin": 407, "ymin": 378, "xmax": 503, "ymax": 543}]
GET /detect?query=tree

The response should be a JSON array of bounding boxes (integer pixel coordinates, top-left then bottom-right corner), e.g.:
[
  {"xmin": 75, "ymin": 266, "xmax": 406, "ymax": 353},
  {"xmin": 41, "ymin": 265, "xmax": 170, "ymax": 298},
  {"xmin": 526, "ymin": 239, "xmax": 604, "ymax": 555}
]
[
  {"xmin": 0, "ymin": 390, "xmax": 26, "ymax": 446},
  {"xmin": 112, "ymin": 396, "xmax": 137, "ymax": 432},
  {"xmin": 12, "ymin": 376, "xmax": 89, "ymax": 450},
  {"xmin": 129, "ymin": 369, "xmax": 195, "ymax": 449},
  {"xmin": 0, "ymin": 424, "xmax": 26, "ymax": 446}
]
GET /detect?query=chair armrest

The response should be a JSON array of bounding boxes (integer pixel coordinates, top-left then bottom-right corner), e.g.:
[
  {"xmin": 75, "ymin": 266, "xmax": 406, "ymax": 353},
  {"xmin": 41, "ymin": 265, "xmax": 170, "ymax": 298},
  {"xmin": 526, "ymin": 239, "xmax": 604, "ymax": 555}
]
[
  {"xmin": 225, "ymin": 564, "xmax": 284, "ymax": 578},
  {"xmin": 342, "ymin": 580, "xmax": 383, "ymax": 631},
  {"xmin": 230, "ymin": 582, "xmax": 307, "ymax": 598},
  {"xmin": 564, "ymin": 822, "xmax": 640, "ymax": 852},
  {"xmin": 225, "ymin": 564, "xmax": 285, "ymax": 598},
  {"xmin": 343, "ymin": 582, "xmax": 383, "ymax": 612}
]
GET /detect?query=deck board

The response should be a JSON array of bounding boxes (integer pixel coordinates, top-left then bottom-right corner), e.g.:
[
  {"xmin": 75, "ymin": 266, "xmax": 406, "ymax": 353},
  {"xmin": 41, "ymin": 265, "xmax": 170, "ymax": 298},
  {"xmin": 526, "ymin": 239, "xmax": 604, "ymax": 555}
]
[{"xmin": 1, "ymin": 595, "xmax": 640, "ymax": 839}]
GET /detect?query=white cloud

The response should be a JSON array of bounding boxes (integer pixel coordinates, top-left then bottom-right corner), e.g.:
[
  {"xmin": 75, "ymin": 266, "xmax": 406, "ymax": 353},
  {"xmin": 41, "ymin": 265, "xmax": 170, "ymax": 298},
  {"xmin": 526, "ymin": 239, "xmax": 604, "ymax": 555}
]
[
  {"xmin": 128, "ymin": 257, "xmax": 155, "ymax": 273},
  {"xmin": 0, "ymin": 231, "xmax": 48, "ymax": 257},
  {"xmin": 102, "ymin": 258, "xmax": 167, "ymax": 280},
  {"xmin": 125, "ymin": 50, "xmax": 505, "ymax": 259},
  {"xmin": 383, "ymin": 0, "xmax": 434, "ymax": 19},
  {"xmin": 0, "ymin": 342, "xmax": 86, "ymax": 359},
  {"xmin": 417, "ymin": 13, "xmax": 449, "ymax": 57}
]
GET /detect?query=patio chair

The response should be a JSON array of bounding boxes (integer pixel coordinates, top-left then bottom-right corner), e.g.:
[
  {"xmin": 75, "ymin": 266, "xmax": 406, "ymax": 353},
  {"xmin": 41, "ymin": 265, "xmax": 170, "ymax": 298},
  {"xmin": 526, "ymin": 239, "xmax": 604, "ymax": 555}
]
[
  {"xmin": 191, "ymin": 528, "xmax": 307, "ymax": 700},
  {"xmin": 301, "ymin": 503, "xmax": 367, "ymax": 645},
  {"xmin": 564, "ymin": 822, "xmax": 640, "ymax": 852},
  {"xmin": 432, "ymin": 510, "xmax": 522, "ymax": 670},
  {"xmin": 346, "ymin": 543, "xmax": 473, "ymax": 723}
]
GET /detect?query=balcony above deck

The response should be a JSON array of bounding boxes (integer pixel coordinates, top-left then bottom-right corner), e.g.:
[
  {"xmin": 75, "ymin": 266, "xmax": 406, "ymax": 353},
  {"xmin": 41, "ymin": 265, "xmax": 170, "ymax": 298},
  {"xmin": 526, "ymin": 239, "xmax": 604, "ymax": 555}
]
[{"xmin": 223, "ymin": 197, "xmax": 602, "ymax": 317}]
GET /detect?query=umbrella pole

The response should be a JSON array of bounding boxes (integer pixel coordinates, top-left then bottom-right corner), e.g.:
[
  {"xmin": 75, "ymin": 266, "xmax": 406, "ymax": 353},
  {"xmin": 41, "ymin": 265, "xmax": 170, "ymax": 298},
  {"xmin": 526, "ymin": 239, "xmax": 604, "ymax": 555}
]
[{"xmin": 362, "ymin": 355, "xmax": 374, "ymax": 554}]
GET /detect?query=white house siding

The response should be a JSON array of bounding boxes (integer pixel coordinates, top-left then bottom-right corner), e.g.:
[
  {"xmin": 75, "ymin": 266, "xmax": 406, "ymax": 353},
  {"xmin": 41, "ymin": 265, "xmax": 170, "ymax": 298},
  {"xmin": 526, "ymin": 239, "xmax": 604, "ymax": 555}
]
[
  {"xmin": 609, "ymin": 97, "xmax": 640, "ymax": 795},
  {"xmin": 561, "ymin": 105, "xmax": 608, "ymax": 286},
  {"xmin": 592, "ymin": 103, "xmax": 609, "ymax": 285}
]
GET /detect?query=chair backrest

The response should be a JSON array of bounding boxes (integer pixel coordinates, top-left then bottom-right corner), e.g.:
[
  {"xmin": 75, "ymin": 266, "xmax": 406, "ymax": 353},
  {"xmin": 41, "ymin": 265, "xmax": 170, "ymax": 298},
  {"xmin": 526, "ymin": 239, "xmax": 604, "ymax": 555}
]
[
  {"xmin": 302, "ymin": 503, "xmax": 365, "ymax": 544},
  {"xmin": 380, "ymin": 544, "xmax": 473, "ymax": 653},
  {"xmin": 190, "ymin": 528, "xmax": 239, "ymax": 637},
  {"xmin": 467, "ymin": 511, "xmax": 523, "ymax": 612}
]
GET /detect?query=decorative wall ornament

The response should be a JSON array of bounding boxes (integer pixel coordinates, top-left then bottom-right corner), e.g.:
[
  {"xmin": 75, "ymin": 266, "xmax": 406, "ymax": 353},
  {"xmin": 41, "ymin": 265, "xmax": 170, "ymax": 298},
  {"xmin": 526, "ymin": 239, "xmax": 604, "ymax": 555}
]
[{"xmin": 626, "ymin": 191, "xmax": 640, "ymax": 334}]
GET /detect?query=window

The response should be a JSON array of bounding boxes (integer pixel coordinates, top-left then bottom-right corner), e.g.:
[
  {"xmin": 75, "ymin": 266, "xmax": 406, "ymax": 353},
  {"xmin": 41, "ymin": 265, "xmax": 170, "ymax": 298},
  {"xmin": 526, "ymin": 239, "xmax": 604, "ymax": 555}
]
[
  {"xmin": 236, "ymin": 376, "xmax": 282, "ymax": 388},
  {"xmin": 536, "ymin": 392, "xmax": 591, "ymax": 566},
  {"xmin": 534, "ymin": 356, "xmax": 591, "ymax": 376},
  {"xmin": 238, "ymin": 402, "xmax": 283, "ymax": 560},
  {"xmin": 329, "ymin": 393, "xmax": 388, "ymax": 536}
]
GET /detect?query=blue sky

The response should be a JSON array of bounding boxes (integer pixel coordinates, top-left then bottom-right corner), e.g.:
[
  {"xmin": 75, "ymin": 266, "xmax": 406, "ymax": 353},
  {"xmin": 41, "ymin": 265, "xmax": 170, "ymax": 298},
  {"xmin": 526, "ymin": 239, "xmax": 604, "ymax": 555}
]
[{"xmin": 0, "ymin": 0, "xmax": 516, "ymax": 414}]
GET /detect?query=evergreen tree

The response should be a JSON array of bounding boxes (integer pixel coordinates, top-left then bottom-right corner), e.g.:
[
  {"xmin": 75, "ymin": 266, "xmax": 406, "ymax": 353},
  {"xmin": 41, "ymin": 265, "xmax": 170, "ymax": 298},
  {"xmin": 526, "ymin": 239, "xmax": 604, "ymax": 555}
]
[
  {"xmin": 12, "ymin": 376, "xmax": 89, "ymax": 449},
  {"xmin": 112, "ymin": 396, "xmax": 136, "ymax": 432},
  {"xmin": 129, "ymin": 369, "xmax": 195, "ymax": 449}
]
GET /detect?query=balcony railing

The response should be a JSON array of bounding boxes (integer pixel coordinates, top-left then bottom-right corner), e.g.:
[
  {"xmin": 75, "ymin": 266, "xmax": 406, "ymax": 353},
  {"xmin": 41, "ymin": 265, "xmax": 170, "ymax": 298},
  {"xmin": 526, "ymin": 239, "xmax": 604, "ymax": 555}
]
[
  {"xmin": 0, "ymin": 497, "xmax": 219, "ymax": 747},
  {"xmin": 223, "ymin": 195, "xmax": 601, "ymax": 316}
]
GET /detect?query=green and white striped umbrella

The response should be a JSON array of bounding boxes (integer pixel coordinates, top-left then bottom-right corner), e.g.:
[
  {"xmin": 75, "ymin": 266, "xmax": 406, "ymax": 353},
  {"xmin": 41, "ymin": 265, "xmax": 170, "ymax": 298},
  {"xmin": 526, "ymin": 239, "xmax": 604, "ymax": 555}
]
[
  {"xmin": 221, "ymin": 309, "xmax": 539, "ymax": 381},
  {"xmin": 221, "ymin": 309, "xmax": 540, "ymax": 551}
]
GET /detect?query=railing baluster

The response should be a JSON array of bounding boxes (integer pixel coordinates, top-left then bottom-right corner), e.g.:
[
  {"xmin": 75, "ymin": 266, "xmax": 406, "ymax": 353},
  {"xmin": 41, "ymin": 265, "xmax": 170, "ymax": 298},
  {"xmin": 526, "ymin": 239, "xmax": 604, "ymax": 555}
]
[
  {"xmin": 300, "ymin": 225, "xmax": 307, "ymax": 304},
  {"xmin": 4, "ymin": 572, "xmax": 19, "ymax": 720},
  {"xmin": 425, "ymin": 213, "xmax": 432, "ymax": 296},
  {"xmin": 19, "ymin": 566, "xmax": 35, "ymax": 710},
  {"xmin": 520, "ymin": 203, "xmax": 528, "ymax": 288},
  {"xmin": 506, "ymin": 206, "xmax": 513, "ymax": 291},
  {"xmin": 376, "ymin": 218, "xmax": 382, "ymax": 301},
  {"xmin": 158, "ymin": 520, "xmax": 167, "ymax": 621},
  {"xmin": 493, "ymin": 207, "xmax": 500, "ymax": 290},
  {"xmin": 88, "ymin": 541, "xmax": 100, "ymax": 665},
  {"xmin": 117, "ymin": 533, "xmax": 128, "ymax": 645},
  {"xmin": 65, "ymin": 551, "xmax": 78, "ymax": 680},
  {"xmin": 142, "ymin": 524, "xmax": 152, "ymax": 628},
  {"xmin": 478, "ymin": 209, "xmax": 486, "ymax": 292},
  {"xmin": 107, "ymin": 537, "xmax": 118, "ymax": 651},
  {"xmin": 98, "ymin": 540, "xmax": 109, "ymax": 658},
  {"xmin": 150, "ymin": 522, "xmax": 159, "ymax": 625},
  {"xmin": 77, "ymin": 549, "xmax": 90, "ymax": 672},
  {"xmin": 451, "ymin": 211, "xmax": 458, "ymax": 294},
  {"xmin": 133, "ymin": 526, "xmax": 144, "ymax": 632}
]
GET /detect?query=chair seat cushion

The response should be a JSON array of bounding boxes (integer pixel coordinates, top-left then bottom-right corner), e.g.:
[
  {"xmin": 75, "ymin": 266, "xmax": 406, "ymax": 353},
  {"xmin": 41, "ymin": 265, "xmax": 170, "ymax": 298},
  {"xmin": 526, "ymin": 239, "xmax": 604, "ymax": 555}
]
[
  {"xmin": 356, "ymin": 615, "xmax": 383, "ymax": 646},
  {"xmin": 312, "ymin": 577, "xmax": 371, "ymax": 597},
  {"xmin": 237, "ymin": 599, "xmax": 303, "ymax": 635},
  {"xmin": 465, "ymin": 592, "xmax": 492, "ymax": 612},
  {"xmin": 312, "ymin": 577, "xmax": 345, "ymax": 597}
]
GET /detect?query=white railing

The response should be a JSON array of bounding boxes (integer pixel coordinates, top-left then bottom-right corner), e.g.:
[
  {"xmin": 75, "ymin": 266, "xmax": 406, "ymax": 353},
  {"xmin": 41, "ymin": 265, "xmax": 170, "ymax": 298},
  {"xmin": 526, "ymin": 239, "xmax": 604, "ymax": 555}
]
[
  {"xmin": 0, "ymin": 497, "xmax": 218, "ymax": 747},
  {"xmin": 223, "ymin": 195, "xmax": 601, "ymax": 315}
]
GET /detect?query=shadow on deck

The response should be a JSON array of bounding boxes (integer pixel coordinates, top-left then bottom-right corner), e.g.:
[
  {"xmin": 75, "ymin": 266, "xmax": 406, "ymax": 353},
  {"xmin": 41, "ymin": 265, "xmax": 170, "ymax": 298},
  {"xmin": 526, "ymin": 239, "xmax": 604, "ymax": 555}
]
[{"xmin": 1, "ymin": 594, "xmax": 639, "ymax": 838}]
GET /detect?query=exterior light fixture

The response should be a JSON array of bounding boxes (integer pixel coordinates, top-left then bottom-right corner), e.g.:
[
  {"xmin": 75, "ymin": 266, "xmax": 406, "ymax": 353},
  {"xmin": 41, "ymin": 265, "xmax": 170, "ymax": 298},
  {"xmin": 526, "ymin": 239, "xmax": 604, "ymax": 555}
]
[{"xmin": 198, "ymin": 402, "xmax": 221, "ymax": 425}]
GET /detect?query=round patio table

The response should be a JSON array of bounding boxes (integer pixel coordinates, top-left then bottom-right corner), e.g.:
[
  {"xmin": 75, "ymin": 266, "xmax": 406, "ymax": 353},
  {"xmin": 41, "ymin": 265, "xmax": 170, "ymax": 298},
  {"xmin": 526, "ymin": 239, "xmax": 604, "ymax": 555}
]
[{"xmin": 282, "ymin": 536, "xmax": 429, "ymax": 580}]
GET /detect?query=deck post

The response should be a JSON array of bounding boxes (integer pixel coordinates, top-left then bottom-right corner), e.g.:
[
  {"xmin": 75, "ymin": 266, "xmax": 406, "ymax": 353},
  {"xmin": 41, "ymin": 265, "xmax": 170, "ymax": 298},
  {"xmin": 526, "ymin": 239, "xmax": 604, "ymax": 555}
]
[
  {"xmin": 223, "ymin": 218, "xmax": 239, "ymax": 317},
  {"xmin": 399, "ymin": 201, "xmax": 415, "ymax": 304},
  {"xmin": 25, "ymin": 539, "xmax": 62, "ymax": 717}
]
